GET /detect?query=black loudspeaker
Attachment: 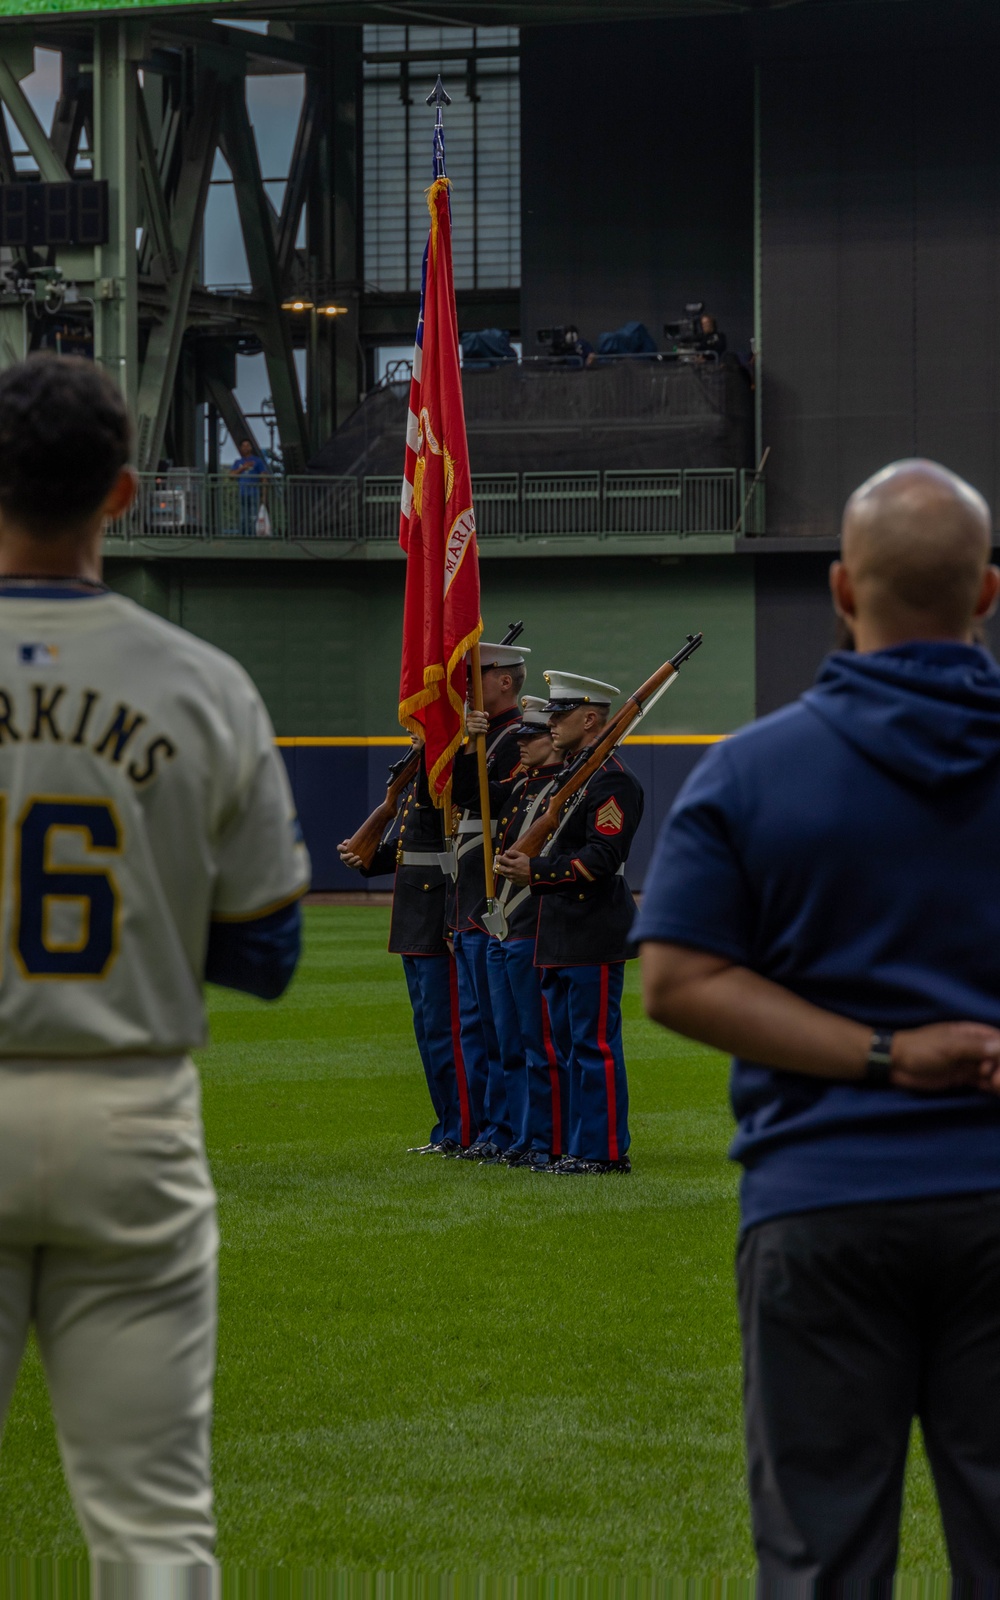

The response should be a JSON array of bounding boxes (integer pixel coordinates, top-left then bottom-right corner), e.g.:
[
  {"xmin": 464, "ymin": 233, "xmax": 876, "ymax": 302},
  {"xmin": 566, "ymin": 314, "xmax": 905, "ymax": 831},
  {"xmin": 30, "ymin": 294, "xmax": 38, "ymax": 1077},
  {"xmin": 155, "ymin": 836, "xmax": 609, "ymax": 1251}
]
[
  {"xmin": 42, "ymin": 183, "xmax": 72, "ymax": 245},
  {"xmin": 73, "ymin": 181, "xmax": 108, "ymax": 245},
  {"xmin": 0, "ymin": 185, "xmax": 28, "ymax": 248},
  {"xmin": 0, "ymin": 181, "xmax": 108, "ymax": 248}
]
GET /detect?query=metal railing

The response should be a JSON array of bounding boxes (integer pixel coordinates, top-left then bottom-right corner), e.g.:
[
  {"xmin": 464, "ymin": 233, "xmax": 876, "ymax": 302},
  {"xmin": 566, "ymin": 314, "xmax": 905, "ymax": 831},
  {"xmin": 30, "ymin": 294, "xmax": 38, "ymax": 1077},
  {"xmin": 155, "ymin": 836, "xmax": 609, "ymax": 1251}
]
[{"xmin": 107, "ymin": 467, "xmax": 765, "ymax": 543}]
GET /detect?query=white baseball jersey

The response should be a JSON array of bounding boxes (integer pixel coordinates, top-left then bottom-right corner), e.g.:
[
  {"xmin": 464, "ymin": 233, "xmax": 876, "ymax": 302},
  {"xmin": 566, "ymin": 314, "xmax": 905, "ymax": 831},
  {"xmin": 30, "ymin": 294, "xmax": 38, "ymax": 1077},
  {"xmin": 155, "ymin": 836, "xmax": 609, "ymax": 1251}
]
[{"xmin": 0, "ymin": 581, "xmax": 310, "ymax": 1056}]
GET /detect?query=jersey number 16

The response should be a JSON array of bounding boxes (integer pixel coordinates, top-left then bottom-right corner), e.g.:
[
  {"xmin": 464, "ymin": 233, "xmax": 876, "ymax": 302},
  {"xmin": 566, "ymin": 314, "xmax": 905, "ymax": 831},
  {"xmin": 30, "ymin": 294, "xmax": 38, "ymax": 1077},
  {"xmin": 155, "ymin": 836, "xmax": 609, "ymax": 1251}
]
[{"xmin": 6, "ymin": 797, "xmax": 122, "ymax": 979}]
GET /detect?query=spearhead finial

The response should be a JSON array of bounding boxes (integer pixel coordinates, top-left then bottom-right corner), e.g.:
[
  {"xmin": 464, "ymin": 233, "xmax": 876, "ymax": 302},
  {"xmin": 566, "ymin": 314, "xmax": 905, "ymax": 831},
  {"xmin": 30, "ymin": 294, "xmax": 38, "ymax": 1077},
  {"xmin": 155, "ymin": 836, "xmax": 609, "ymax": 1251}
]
[{"xmin": 426, "ymin": 76, "xmax": 452, "ymax": 108}]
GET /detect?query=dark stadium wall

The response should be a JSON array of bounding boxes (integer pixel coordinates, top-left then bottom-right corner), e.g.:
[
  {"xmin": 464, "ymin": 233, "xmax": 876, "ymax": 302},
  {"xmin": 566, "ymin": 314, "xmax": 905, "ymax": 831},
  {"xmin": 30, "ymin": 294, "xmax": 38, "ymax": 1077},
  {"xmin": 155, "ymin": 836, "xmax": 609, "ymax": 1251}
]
[
  {"xmin": 117, "ymin": 547, "xmax": 1000, "ymax": 886},
  {"xmin": 519, "ymin": 18, "xmax": 754, "ymax": 362},
  {"xmin": 754, "ymin": 552, "xmax": 839, "ymax": 717},
  {"xmin": 106, "ymin": 557, "xmax": 754, "ymax": 738},
  {"xmin": 760, "ymin": 0, "xmax": 1000, "ymax": 538},
  {"xmin": 105, "ymin": 555, "xmax": 754, "ymax": 890},
  {"xmin": 752, "ymin": 545, "xmax": 1000, "ymax": 719}
]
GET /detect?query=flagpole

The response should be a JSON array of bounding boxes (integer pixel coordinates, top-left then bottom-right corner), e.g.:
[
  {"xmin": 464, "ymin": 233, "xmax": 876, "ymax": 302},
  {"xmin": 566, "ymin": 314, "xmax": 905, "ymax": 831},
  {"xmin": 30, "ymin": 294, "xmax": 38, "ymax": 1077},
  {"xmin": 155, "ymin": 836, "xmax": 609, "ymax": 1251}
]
[
  {"xmin": 425, "ymin": 76, "xmax": 496, "ymax": 905},
  {"xmin": 428, "ymin": 77, "xmax": 459, "ymax": 859},
  {"xmin": 469, "ymin": 640, "xmax": 496, "ymax": 902}
]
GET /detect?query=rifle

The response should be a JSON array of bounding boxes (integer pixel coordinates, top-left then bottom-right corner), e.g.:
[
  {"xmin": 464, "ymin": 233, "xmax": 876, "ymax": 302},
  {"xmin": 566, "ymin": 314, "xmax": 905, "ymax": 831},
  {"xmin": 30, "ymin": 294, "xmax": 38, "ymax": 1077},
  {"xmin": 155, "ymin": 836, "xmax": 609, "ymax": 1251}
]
[
  {"xmin": 480, "ymin": 632, "xmax": 702, "ymax": 935},
  {"xmin": 341, "ymin": 619, "xmax": 525, "ymax": 870}
]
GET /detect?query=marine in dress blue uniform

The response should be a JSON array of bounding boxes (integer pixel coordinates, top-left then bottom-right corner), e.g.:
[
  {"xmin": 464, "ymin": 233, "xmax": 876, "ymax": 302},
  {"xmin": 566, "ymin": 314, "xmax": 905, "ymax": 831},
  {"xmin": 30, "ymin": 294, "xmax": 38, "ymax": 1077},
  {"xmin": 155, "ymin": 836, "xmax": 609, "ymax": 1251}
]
[
  {"xmin": 497, "ymin": 672, "xmax": 643, "ymax": 1174},
  {"xmin": 339, "ymin": 751, "xmax": 472, "ymax": 1155},
  {"xmin": 450, "ymin": 641, "xmax": 529, "ymax": 1163},
  {"xmin": 456, "ymin": 697, "xmax": 569, "ymax": 1170}
]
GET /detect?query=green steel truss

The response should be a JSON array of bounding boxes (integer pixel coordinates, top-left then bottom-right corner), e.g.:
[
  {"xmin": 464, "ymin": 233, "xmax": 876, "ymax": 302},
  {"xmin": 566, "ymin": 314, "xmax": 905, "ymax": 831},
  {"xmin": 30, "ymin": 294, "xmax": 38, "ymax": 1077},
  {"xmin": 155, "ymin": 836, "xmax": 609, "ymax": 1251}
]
[{"xmin": 0, "ymin": 18, "xmax": 361, "ymax": 473}]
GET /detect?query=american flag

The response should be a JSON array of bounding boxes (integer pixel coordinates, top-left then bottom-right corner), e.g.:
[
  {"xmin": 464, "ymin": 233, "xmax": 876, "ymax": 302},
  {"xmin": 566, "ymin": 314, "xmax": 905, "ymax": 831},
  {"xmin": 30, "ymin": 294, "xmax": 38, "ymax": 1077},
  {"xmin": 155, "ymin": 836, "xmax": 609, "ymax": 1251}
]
[{"xmin": 399, "ymin": 110, "xmax": 447, "ymax": 545}]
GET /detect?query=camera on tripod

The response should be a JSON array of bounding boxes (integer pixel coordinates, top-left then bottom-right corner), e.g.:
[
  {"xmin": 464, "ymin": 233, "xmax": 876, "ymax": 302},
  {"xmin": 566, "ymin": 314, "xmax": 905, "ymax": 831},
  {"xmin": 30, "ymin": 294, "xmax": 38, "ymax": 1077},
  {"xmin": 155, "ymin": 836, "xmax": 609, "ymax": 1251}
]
[
  {"xmin": 664, "ymin": 302, "xmax": 707, "ymax": 349},
  {"xmin": 536, "ymin": 325, "xmax": 581, "ymax": 358}
]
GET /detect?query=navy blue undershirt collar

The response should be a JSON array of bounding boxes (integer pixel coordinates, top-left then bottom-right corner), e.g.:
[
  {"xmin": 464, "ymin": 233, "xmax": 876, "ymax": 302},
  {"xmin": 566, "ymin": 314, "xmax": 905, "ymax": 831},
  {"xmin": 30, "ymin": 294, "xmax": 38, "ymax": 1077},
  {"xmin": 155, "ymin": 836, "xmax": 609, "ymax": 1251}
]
[{"xmin": 0, "ymin": 575, "xmax": 108, "ymax": 600}]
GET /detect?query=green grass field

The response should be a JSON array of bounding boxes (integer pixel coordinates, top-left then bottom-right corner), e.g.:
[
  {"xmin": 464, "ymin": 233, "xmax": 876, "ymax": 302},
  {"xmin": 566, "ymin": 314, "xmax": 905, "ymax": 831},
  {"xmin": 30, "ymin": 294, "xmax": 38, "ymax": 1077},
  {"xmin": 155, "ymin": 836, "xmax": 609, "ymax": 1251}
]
[{"xmin": 0, "ymin": 905, "xmax": 949, "ymax": 1582}]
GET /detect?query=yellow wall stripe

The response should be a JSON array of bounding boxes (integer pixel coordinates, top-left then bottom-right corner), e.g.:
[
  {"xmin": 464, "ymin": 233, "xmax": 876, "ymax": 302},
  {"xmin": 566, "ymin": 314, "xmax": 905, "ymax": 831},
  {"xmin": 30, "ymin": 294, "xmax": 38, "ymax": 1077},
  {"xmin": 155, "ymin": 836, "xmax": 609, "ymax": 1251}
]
[
  {"xmin": 274, "ymin": 733, "xmax": 727, "ymax": 748},
  {"xmin": 275, "ymin": 736, "xmax": 412, "ymax": 746},
  {"xmin": 627, "ymin": 734, "xmax": 726, "ymax": 745}
]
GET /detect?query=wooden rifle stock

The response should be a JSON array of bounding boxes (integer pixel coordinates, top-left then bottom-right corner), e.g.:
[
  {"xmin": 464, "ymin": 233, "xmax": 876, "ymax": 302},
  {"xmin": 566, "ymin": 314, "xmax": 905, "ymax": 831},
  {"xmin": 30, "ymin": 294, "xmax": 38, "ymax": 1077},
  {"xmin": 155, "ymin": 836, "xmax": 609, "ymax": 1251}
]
[
  {"xmin": 342, "ymin": 750, "xmax": 421, "ymax": 870},
  {"xmin": 511, "ymin": 632, "xmax": 703, "ymax": 861}
]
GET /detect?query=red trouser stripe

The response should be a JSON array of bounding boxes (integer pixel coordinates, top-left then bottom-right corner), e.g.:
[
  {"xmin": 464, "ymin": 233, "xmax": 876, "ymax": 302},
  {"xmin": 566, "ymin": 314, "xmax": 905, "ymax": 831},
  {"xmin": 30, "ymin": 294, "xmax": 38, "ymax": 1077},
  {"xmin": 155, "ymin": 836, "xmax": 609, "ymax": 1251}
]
[
  {"xmin": 449, "ymin": 954, "xmax": 472, "ymax": 1147},
  {"xmin": 596, "ymin": 964, "xmax": 619, "ymax": 1162},
  {"xmin": 541, "ymin": 995, "xmax": 562, "ymax": 1158}
]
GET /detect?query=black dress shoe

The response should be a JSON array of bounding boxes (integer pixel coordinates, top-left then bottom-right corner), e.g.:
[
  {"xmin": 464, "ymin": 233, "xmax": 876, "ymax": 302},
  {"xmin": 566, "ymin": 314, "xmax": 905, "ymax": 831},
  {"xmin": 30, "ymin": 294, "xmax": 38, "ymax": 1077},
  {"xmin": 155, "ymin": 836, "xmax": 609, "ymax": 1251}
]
[
  {"xmin": 435, "ymin": 1139, "xmax": 463, "ymax": 1157},
  {"xmin": 476, "ymin": 1141, "xmax": 504, "ymax": 1164},
  {"xmin": 499, "ymin": 1147, "xmax": 528, "ymax": 1166},
  {"xmin": 555, "ymin": 1156, "xmax": 632, "ymax": 1175},
  {"xmin": 533, "ymin": 1153, "xmax": 575, "ymax": 1173},
  {"xmin": 407, "ymin": 1141, "xmax": 443, "ymax": 1154},
  {"xmin": 525, "ymin": 1150, "xmax": 553, "ymax": 1171},
  {"xmin": 457, "ymin": 1142, "xmax": 487, "ymax": 1161}
]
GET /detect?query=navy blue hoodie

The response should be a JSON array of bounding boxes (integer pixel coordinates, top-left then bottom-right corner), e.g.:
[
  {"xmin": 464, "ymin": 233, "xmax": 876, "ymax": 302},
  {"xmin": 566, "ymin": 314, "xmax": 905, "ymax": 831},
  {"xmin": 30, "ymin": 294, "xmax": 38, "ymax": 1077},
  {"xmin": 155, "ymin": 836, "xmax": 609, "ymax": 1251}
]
[{"xmin": 633, "ymin": 641, "xmax": 1000, "ymax": 1229}]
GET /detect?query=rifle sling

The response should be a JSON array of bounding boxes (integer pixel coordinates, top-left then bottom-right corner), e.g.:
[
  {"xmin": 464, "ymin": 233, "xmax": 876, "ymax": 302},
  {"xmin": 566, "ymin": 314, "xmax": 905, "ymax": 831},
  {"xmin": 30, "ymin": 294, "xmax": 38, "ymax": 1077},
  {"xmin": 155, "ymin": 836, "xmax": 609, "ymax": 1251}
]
[{"xmin": 497, "ymin": 771, "xmax": 596, "ymax": 923}]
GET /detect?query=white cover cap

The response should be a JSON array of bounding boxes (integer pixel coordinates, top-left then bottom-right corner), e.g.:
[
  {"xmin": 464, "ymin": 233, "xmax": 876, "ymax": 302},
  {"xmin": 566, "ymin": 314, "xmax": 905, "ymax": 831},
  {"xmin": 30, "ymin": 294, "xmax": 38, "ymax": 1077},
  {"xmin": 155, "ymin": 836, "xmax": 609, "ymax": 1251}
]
[
  {"xmin": 517, "ymin": 694, "xmax": 550, "ymax": 731},
  {"xmin": 474, "ymin": 641, "xmax": 531, "ymax": 668},
  {"xmin": 542, "ymin": 670, "xmax": 619, "ymax": 710}
]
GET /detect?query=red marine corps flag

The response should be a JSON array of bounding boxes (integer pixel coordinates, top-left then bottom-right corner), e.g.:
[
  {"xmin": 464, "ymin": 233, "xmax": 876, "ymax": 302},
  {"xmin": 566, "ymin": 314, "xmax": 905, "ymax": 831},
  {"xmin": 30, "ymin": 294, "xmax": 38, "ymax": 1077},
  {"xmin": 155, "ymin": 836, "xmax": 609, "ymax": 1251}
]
[{"xmin": 397, "ymin": 82, "xmax": 482, "ymax": 808}]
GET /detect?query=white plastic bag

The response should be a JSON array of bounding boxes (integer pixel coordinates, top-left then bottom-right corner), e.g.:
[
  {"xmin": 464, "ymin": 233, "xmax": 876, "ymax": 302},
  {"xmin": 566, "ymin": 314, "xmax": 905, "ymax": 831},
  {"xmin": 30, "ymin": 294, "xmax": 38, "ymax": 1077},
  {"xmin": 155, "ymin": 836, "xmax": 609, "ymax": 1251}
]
[{"xmin": 255, "ymin": 502, "xmax": 272, "ymax": 538}]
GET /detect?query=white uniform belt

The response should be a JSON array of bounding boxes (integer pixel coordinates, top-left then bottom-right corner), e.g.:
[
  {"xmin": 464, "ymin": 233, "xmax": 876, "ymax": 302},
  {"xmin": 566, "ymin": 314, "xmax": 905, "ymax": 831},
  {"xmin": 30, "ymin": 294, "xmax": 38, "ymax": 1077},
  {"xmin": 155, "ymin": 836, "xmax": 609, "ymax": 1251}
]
[
  {"xmin": 400, "ymin": 849, "xmax": 456, "ymax": 871},
  {"xmin": 457, "ymin": 820, "xmax": 497, "ymax": 837}
]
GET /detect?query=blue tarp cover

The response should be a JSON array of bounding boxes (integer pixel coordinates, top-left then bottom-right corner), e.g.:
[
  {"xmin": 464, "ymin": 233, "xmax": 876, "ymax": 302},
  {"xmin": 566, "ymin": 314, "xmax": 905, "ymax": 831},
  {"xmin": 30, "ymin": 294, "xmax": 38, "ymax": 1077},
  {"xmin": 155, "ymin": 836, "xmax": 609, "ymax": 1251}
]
[
  {"xmin": 597, "ymin": 320, "xmax": 658, "ymax": 355},
  {"xmin": 461, "ymin": 328, "xmax": 518, "ymax": 365}
]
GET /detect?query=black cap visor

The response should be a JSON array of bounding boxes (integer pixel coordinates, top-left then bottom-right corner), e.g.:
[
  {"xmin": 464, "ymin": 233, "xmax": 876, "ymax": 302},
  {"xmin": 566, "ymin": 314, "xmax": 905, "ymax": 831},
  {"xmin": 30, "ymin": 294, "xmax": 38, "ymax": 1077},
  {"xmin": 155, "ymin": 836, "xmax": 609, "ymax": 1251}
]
[{"xmin": 542, "ymin": 698, "xmax": 594, "ymax": 716}]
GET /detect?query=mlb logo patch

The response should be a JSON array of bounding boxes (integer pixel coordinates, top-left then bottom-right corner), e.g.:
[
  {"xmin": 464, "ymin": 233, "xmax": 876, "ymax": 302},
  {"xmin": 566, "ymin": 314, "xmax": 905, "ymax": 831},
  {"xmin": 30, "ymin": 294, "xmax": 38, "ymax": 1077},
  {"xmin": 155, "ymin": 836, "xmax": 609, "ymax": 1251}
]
[
  {"xmin": 18, "ymin": 643, "xmax": 59, "ymax": 666},
  {"xmin": 595, "ymin": 796, "xmax": 624, "ymax": 836}
]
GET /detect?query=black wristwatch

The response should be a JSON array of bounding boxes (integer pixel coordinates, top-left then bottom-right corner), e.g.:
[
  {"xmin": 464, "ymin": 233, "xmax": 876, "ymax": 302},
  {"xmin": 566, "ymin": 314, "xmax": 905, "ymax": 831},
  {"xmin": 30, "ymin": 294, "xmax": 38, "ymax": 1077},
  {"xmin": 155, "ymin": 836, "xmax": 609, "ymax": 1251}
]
[{"xmin": 863, "ymin": 1029, "xmax": 895, "ymax": 1088}]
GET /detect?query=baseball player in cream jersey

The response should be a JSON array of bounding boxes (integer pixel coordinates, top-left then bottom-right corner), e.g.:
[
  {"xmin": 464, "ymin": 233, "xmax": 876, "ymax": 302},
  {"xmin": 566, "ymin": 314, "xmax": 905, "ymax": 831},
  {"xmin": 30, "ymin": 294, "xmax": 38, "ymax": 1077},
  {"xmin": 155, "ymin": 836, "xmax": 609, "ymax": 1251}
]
[{"xmin": 0, "ymin": 357, "xmax": 309, "ymax": 1594}]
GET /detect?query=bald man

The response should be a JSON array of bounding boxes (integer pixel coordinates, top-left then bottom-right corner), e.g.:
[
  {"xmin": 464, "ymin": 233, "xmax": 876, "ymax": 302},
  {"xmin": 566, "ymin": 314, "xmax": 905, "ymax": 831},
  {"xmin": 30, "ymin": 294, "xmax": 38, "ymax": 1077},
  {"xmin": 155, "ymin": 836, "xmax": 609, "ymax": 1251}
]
[{"xmin": 635, "ymin": 460, "xmax": 1000, "ymax": 1590}]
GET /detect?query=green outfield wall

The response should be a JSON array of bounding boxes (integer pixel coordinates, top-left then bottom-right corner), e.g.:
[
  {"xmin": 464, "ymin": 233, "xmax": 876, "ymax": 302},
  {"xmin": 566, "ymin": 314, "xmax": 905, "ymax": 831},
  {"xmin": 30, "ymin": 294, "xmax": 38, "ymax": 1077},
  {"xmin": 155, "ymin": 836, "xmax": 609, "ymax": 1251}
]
[{"xmin": 105, "ymin": 555, "xmax": 756, "ymax": 739}]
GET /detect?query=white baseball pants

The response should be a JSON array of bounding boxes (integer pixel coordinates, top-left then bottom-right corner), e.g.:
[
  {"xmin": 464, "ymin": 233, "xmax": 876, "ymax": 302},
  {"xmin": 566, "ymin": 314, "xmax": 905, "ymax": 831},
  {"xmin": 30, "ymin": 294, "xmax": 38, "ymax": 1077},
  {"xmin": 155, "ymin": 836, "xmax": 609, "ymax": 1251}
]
[{"xmin": 0, "ymin": 1055, "xmax": 218, "ymax": 1595}]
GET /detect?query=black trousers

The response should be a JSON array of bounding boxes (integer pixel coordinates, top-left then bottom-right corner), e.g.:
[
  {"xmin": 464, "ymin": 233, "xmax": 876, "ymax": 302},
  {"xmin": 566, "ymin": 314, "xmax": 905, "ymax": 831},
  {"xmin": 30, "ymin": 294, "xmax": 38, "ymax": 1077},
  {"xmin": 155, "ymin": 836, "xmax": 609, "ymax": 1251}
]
[{"xmin": 737, "ymin": 1192, "xmax": 1000, "ymax": 1596}]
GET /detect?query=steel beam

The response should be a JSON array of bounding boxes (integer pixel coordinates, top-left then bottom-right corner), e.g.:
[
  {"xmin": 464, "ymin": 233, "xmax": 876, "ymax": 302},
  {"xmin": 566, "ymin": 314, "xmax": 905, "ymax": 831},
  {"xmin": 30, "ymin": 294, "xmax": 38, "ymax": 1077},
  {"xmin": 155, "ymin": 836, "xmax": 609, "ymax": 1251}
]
[
  {"xmin": 134, "ymin": 67, "xmax": 221, "ymax": 469},
  {"xmin": 300, "ymin": 27, "xmax": 334, "ymax": 453},
  {"xmin": 330, "ymin": 26, "xmax": 362, "ymax": 431},
  {"xmin": 0, "ymin": 57, "xmax": 71, "ymax": 184},
  {"xmin": 155, "ymin": 17, "xmax": 315, "ymax": 71},
  {"xmin": 221, "ymin": 79, "xmax": 308, "ymax": 472},
  {"xmin": 92, "ymin": 20, "xmax": 141, "ymax": 411},
  {"xmin": 50, "ymin": 55, "xmax": 89, "ymax": 173},
  {"xmin": 204, "ymin": 372, "xmax": 262, "ymax": 458},
  {"xmin": 276, "ymin": 72, "xmax": 322, "ymax": 289},
  {"xmin": 135, "ymin": 84, "xmax": 178, "ymax": 281},
  {"xmin": 0, "ymin": 93, "xmax": 15, "ymax": 184}
]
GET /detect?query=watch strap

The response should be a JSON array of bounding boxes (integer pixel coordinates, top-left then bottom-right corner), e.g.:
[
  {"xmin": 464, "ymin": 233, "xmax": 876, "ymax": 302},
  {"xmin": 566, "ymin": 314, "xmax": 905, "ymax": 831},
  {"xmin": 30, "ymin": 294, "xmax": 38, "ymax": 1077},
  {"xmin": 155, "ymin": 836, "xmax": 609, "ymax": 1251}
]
[{"xmin": 863, "ymin": 1029, "xmax": 895, "ymax": 1088}]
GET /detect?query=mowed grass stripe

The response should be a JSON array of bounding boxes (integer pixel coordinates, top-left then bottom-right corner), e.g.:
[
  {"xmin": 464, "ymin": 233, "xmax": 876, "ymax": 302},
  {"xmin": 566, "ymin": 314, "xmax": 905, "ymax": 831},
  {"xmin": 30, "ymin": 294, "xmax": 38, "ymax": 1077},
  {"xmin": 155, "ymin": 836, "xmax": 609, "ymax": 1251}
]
[{"xmin": 0, "ymin": 907, "xmax": 947, "ymax": 1576}]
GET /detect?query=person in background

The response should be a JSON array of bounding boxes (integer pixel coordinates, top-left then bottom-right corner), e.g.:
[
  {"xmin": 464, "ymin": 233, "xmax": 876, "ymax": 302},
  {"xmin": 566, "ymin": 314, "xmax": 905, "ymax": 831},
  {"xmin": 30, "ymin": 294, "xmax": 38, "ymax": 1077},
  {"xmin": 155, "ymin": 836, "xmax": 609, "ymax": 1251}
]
[
  {"xmin": 338, "ymin": 741, "xmax": 473, "ymax": 1157},
  {"xmin": 0, "ymin": 355, "xmax": 308, "ymax": 1594},
  {"xmin": 450, "ymin": 641, "xmax": 529, "ymax": 1165},
  {"xmin": 636, "ymin": 458, "xmax": 1000, "ymax": 1590},
  {"xmin": 496, "ymin": 671, "xmax": 643, "ymax": 1175},
  {"xmin": 229, "ymin": 438, "xmax": 269, "ymax": 537},
  {"xmin": 461, "ymin": 696, "xmax": 568, "ymax": 1170}
]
